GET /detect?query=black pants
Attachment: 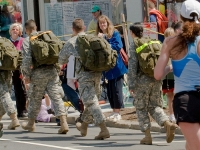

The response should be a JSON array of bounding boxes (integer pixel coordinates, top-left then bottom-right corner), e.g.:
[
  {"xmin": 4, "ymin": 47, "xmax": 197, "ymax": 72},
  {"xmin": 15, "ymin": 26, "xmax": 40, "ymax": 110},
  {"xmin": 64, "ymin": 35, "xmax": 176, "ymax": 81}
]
[
  {"xmin": 12, "ymin": 70, "xmax": 27, "ymax": 117},
  {"xmin": 173, "ymin": 91, "xmax": 200, "ymax": 124},
  {"xmin": 106, "ymin": 75, "xmax": 124, "ymax": 109}
]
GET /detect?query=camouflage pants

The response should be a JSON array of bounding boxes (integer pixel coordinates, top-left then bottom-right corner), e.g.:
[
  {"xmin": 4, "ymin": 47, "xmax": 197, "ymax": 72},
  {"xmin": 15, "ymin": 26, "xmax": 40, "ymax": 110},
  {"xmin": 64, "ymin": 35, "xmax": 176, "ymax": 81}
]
[
  {"xmin": 79, "ymin": 73, "xmax": 105, "ymax": 125},
  {"xmin": 133, "ymin": 75, "xmax": 169, "ymax": 132},
  {"xmin": 0, "ymin": 71, "xmax": 16, "ymax": 117},
  {"xmin": 27, "ymin": 66, "xmax": 66, "ymax": 119}
]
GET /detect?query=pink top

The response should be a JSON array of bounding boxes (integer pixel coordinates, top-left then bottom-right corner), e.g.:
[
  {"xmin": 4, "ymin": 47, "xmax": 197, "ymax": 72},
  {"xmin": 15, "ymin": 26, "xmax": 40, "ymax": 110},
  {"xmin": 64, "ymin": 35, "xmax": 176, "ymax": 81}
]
[{"xmin": 10, "ymin": 37, "xmax": 24, "ymax": 51}]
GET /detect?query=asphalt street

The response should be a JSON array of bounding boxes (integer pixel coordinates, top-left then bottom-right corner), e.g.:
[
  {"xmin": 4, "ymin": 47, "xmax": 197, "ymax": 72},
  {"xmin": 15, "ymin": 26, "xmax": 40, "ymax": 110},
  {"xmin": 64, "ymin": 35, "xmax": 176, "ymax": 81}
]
[{"xmin": 0, "ymin": 120, "xmax": 185, "ymax": 150}]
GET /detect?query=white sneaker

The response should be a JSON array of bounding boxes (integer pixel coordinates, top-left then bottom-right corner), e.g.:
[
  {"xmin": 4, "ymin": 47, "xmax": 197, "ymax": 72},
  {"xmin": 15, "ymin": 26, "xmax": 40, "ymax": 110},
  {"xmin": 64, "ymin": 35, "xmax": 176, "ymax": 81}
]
[
  {"xmin": 169, "ymin": 114, "xmax": 176, "ymax": 123},
  {"xmin": 113, "ymin": 114, "xmax": 121, "ymax": 122},
  {"xmin": 106, "ymin": 113, "xmax": 115, "ymax": 120}
]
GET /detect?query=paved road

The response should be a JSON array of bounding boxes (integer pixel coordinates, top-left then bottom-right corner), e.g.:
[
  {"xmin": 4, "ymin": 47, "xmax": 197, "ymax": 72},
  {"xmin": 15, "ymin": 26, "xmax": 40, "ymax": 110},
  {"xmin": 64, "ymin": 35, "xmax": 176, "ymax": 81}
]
[{"xmin": 0, "ymin": 120, "xmax": 185, "ymax": 150}]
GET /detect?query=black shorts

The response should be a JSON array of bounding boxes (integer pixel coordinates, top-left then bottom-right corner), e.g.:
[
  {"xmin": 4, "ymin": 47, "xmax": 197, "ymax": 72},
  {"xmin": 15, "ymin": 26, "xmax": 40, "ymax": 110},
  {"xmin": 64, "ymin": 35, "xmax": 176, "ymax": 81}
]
[
  {"xmin": 173, "ymin": 91, "xmax": 200, "ymax": 124},
  {"xmin": 162, "ymin": 79, "xmax": 174, "ymax": 90}
]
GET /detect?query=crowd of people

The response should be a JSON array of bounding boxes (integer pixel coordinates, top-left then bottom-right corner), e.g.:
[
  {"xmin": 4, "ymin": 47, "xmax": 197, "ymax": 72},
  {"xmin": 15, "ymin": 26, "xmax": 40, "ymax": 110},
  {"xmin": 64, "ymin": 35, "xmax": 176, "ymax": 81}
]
[{"xmin": 0, "ymin": 0, "xmax": 200, "ymax": 149}]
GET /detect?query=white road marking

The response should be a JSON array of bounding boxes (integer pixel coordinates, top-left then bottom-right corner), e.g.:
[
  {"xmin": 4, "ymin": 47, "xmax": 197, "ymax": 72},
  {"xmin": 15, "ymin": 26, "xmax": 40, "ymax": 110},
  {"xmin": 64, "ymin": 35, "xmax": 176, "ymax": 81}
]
[
  {"xmin": 153, "ymin": 140, "xmax": 186, "ymax": 144},
  {"xmin": 0, "ymin": 139, "xmax": 81, "ymax": 150}
]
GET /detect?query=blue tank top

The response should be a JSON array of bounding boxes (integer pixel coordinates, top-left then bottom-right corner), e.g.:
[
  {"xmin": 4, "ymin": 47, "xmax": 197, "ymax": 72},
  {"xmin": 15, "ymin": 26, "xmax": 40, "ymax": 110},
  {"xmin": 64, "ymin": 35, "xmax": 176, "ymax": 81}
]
[{"xmin": 172, "ymin": 36, "xmax": 200, "ymax": 94}]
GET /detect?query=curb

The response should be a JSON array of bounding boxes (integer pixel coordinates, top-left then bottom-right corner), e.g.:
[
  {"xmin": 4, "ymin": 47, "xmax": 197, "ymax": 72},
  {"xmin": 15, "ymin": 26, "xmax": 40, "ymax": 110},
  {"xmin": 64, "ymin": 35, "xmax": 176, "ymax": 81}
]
[{"xmin": 67, "ymin": 116, "xmax": 183, "ymax": 135}]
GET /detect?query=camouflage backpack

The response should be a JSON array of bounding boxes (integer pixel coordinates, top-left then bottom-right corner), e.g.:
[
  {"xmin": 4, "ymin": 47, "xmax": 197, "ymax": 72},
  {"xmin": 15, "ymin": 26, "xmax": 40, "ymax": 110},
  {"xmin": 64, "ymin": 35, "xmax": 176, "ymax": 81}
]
[
  {"xmin": 0, "ymin": 37, "xmax": 19, "ymax": 70},
  {"xmin": 77, "ymin": 34, "xmax": 118, "ymax": 72},
  {"xmin": 30, "ymin": 31, "xmax": 64, "ymax": 67},
  {"xmin": 133, "ymin": 37, "xmax": 162, "ymax": 77}
]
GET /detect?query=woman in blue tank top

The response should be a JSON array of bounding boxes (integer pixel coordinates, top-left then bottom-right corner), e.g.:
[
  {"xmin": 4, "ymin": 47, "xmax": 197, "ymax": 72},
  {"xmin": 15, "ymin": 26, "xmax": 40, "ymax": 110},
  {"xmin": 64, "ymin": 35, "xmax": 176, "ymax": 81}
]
[{"xmin": 154, "ymin": 1, "xmax": 200, "ymax": 150}]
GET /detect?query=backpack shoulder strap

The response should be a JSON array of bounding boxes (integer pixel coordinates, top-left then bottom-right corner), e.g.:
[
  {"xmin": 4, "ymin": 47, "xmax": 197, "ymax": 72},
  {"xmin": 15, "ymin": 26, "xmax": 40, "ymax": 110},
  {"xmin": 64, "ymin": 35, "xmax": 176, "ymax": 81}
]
[
  {"xmin": 30, "ymin": 31, "xmax": 52, "ymax": 41},
  {"xmin": 135, "ymin": 38, "xmax": 160, "ymax": 53}
]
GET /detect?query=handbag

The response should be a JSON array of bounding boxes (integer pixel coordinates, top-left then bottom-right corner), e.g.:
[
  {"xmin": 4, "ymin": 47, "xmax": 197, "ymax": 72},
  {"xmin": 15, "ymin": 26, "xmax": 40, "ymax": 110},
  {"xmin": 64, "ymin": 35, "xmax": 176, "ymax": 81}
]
[{"xmin": 120, "ymin": 48, "xmax": 128, "ymax": 66}]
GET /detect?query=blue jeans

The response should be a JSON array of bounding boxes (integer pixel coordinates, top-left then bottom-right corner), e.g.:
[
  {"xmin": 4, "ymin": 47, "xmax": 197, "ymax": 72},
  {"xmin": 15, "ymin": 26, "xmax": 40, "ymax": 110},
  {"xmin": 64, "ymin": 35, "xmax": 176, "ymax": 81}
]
[{"xmin": 61, "ymin": 82, "xmax": 80, "ymax": 112}]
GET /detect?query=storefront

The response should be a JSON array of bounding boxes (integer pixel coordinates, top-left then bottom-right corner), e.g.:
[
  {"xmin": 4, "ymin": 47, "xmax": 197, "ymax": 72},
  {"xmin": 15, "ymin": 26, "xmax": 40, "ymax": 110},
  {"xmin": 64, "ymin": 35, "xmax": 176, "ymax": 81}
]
[{"xmin": 21, "ymin": 0, "xmax": 124, "ymax": 40}]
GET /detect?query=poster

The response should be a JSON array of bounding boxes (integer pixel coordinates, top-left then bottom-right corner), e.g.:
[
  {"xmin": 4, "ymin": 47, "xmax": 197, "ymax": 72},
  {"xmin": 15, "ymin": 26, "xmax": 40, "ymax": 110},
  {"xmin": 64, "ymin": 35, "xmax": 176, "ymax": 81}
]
[
  {"xmin": 142, "ymin": 22, "xmax": 158, "ymax": 40},
  {"xmin": 44, "ymin": 0, "xmax": 112, "ymax": 41}
]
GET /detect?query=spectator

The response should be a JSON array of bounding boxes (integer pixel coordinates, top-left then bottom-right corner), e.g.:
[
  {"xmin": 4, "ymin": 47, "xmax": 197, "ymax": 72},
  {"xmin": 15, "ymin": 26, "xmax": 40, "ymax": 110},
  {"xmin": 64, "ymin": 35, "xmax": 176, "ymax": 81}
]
[
  {"xmin": 36, "ymin": 94, "xmax": 56, "ymax": 123},
  {"xmin": 15, "ymin": 0, "xmax": 21, "ymax": 12},
  {"xmin": 9, "ymin": 23, "xmax": 27, "ymax": 119},
  {"xmin": 97, "ymin": 15, "xmax": 128, "ymax": 122},
  {"xmin": 162, "ymin": 27, "xmax": 175, "ymax": 123},
  {"xmin": 0, "ymin": 4, "xmax": 13, "ymax": 38},
  {"xmin": 148, "ymin": 1, "xmax": 168, "ymax": 42},
  {"xmin": 8, "ymin": 5, "xmax": 22, "ymax": 23},
  {"xmin": 154, "ymin": 0, "xmax": 200, "ymax": 149},
  {"xmin": 128, "ymin": 23, "xmax": 176, "ymax": 145},
  {"xmin": 87, "ymin": 5, "xmax": 102, "ymax": 34}
]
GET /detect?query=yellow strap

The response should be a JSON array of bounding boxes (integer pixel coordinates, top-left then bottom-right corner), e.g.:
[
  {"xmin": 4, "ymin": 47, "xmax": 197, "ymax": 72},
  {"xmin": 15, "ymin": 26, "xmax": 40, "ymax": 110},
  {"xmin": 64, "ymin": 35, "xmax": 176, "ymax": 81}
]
[
  {"xmin": 136, "ymin": 41, "xmax": 160, "ymax": 53},
  {"xmin": 30, "ymin": 31, "xmax": 52, "ymax": 41}
]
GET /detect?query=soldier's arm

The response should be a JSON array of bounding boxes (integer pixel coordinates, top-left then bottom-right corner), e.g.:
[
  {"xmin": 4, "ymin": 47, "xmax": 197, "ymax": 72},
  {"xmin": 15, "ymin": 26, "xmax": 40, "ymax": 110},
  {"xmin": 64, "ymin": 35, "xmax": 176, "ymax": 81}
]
[
  {"xmin": 58, "ymin": 41, "xmax": 75, "ymax": 65},
  {"xmin": 21, "ymin": 37, "xmax": 29, "ymax": 56},
  {"xmin": 21, "ymin": 38, "xmax": 33, "ymax": 79},
  {"xmin": 128, "ymin": 42, "xmax": 138, "ymax": 90}
]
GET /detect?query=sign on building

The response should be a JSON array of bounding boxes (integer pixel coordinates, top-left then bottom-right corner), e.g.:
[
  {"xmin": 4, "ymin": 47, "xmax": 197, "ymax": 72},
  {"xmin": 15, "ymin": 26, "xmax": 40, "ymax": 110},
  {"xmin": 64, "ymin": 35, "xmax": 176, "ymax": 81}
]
[
  {"xmin": 142, "ymin": 22, "xmax": 158, "ymax": 40},
  {"xmin": 44, "ymin": 0, "xmax": 112, "ymax": 40}
]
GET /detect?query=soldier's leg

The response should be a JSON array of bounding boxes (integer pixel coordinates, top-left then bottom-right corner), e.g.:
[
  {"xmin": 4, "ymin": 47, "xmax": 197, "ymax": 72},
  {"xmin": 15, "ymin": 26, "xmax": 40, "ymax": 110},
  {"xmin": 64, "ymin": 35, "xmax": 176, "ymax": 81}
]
[
  {"xmin": 78, "ymin": 80, "xmax": 109, "ymax": 139},
  {"xmin": 148, "ymin": 81, "xmax": 176, "ymax": 143},
  {"xmin": 79, "ymin": 82, "xmax": 104, "ymax": 124},
  {"xmin": 0, "ymin": 74, "xmax": 19, "ymax": 130},
  {"xmin": 148, "ymin": 81, "xmax": 168, "ymax": 125},
  {"xmin": 21, "ymin": 78, "xmax": 47, "ymax": 132},
  {"xmin": 1, "ymin": 92, "xmax": 20, "ymax": 129},
  {"xmin": 47, "ymin": 75, "xmax": 68, "ymax": 134},
  {"xmin": 134, "ymin": 84, "xmax": 152, "ymax": 145},
  {"xmin": 0, "ymin": 99, "xmax": 6, "ymax": 120}
]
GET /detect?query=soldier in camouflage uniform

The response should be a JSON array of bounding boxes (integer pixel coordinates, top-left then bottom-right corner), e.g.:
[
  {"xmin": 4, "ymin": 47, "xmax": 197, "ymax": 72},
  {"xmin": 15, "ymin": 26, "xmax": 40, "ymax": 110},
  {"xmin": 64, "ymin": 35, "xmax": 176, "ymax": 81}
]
[
  {"xmin": 59, "ymin": 18, "xmax": 110, "ymax": 140},
  {"xmin": 128, "ymin": 23, "xmax": 176, "ymax": 145},
  {"xmin": 21, "ymin": 19, "xmax": 68, "ymax": 134},
  {"xmin": 0, "ymin": 70, "xmax": 20, "ymax": 130}
]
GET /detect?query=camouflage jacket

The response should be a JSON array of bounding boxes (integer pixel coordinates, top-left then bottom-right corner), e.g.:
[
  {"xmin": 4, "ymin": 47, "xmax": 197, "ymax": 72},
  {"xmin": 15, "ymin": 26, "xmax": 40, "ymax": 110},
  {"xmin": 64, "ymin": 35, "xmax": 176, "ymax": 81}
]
[
  {"xmin": 58, "ymin": 32, "xmax": 101, "ymax": 80},
  {"xmin": 128, "ymin": 41, "xmax": 162, "ymax": 91},
  {"xmin": 128, "ymin": 42, "xmax": 139, "ymax": 90},
  {"xmin": 21, "ymin": 31, "xmax": 38, "ymax": 79}
]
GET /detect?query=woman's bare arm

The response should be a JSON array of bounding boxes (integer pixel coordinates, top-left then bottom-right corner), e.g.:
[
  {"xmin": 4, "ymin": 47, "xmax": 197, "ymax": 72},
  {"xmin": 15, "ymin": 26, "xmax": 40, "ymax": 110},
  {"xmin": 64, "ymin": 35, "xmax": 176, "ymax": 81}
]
[{"xmin": 154, "ymin": 38, "xmax": 171, "ymax": 80}]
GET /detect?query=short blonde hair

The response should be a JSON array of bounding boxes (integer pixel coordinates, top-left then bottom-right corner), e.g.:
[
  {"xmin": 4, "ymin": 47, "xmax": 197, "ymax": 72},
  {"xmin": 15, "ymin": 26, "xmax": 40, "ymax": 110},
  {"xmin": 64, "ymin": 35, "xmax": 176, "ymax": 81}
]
[
  {"xmin": 9, "ymin": 23, "xmax": 23, "ymax": 36},
  {"xmin": 164, "ymin": 27, "xmax": 175, "ymax": 38}
]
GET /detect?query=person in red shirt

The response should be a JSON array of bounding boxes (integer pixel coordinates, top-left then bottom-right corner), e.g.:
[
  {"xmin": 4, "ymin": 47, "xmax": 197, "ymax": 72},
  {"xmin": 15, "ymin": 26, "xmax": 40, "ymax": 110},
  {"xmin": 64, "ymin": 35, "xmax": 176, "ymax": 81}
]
[{"xmin": 8, "ymin": 6, "xmax": 22, "ymax": 23}]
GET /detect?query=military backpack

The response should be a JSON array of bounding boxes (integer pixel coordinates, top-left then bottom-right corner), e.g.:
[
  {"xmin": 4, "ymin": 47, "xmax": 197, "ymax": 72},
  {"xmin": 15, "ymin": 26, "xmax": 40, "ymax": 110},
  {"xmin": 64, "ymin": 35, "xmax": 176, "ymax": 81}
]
[
  {"xmin": 77, "ymin": 34, "xmax": 118, "ymax": 72},
  {"xmin": 0, "ymin": 37, "xmax": 20, "ymax": 70},
  {"xmin": 30, "ymin": 31, "xmax": 64, "ymax": 67},
  {"xmin": 133, "ymin": 37, "xmax": 162, "ymax": 78}
]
